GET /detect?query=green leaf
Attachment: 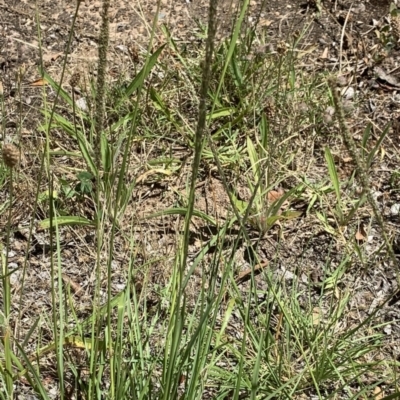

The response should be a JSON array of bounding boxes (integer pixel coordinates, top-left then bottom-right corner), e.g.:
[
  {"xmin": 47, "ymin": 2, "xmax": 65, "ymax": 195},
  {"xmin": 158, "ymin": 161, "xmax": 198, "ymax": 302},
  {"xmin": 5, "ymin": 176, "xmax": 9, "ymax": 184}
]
[
  {"xmin": 361, "ymin": 122, "xmax": 372, "ymax": 159},
  {"xmin": 280, "ymin": 210, "xmax": 302, "ymax": 220},
  {"xmin": 247, "ymin": 136, "xmax": 259, "ymax": 179},
  {"xmin": 259, "ymin": 113, "xmax": 269, "ymax": 150},
  {"xmin": 316, "ymin": 211, "xmax": 336, "ymax": 235},
  {"xmin": 38, "ymin": 189, "xmax": 58, "ymax": 202},
  {"xmin": 100, "ymin": 133, "xmax": 112, "ymax": 174},
  {"xmin": 42, "ymin": 71, "xmax": 85, "ymax": 114},
  {"xmin": 206, "ymin": 108, "xmax": 233, "ymax": 120},
  {"xmin": 39, "ymin": 216, "xmax": 95, "ymax": 229},
  {"xmin": 144, "ymin": 207, "xmax": 216, "ymax": 226},
  {"xmin": 77, "ymin": 171, "xmax": 93, "ymax": 182},
  {"xmin": 44, "ymin": 112, "xmax": 96, "ymax": 175},
  {"xmin": 366, "ymin": 122, "xmax": 390, "ymax": 169},
  {"xmin": 230, "ymin": 53, "xmax": 243, "ymax": 86},
  {"xmin": 324, "ymin": 147, "xmax": 341, "ymax": 203},
  {"xmin": 117, "ymin": 44, "xmax": 166, "ymax": 106},
  {"xmin": 267, "ymin": 186, "xmax": 298, "ymax": 219},
  {"xmin": 231, "ymin": 192, "xmax": 248, "ymax": 214}
]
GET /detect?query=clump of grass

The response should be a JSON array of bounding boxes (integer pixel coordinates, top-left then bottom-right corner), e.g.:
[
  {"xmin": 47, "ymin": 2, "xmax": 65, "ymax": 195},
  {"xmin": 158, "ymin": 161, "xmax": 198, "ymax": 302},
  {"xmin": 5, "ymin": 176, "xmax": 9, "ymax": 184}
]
[{"xmin": 1, "ymin": 0, "xmax": 400, "ymax": 399}]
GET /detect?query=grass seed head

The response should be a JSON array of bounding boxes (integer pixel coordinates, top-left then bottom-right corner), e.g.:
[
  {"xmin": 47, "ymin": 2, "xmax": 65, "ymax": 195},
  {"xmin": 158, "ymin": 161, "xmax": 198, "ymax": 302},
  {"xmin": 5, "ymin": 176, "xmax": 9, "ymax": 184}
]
[
  {"xmin": 391, "ymin": 15, "xmax": 400, "ymax": 41},
  {"xmin": 2, "ymin": 144, "xmax": 19, "ymax": 168},
  {"xmin": 69, "ymin": 72, "xmax": 81, "ymax": 87},
  {"xmin": 69, "ymin": 72, "xmax": 81, "ymax": 88}
]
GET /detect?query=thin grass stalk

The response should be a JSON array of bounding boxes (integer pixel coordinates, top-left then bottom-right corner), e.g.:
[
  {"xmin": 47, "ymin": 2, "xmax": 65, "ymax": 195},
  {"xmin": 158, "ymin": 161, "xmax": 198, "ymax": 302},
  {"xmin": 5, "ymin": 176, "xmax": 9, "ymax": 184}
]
[
  {"xmin": 94, "ymin": 0, "xmax": 109, "ymax": 170},
  {"xmin": 181, "ymin": 0, "xmax": 218, "ymax": 282},
  {"xmin": 0, "ymin": 89, "xmax": 4, "ymax": 389},
  {"xmin": 2, "ymin": 169, "xmax": 14, "ymax": 397},
  {"xmin": 47, "ymin": 174, "xmax": 66, "ymax": 397},
  {"xmin": 1, "ymin": 76, "xmax": 18, "ymax": 399},
  {"xmin": 88, "ymin": 0, "xmax": 111, "ymax": 395}
]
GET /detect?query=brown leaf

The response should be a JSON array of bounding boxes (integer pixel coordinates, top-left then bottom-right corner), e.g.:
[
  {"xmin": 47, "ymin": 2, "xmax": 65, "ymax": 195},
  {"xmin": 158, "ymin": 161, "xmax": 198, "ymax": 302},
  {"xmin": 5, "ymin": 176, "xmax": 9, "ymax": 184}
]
[
  {"xmin": 62, "ymin": 274, "xmax": 83, "ymax": 294},
  {"xmin": 373, "ymin": 386, "xmax": 384, "ymax": 400},
  {"xmin": 355, "ymin": 226, "xmax": 366, "ymax": 241},
  {"xmin": 312, "ymin": 307, "xmax": 322, "ymax": 325},
  {"xmin": 28, "ymin": 78, "xmax": 48, "ymax": 87},
  {"xmin": 267, "ymin": 188, "xmax": 284, "ymax": 202},
  {"xmin": 320, "ymin": 47, "xmax": 329, "ymax": 59}
]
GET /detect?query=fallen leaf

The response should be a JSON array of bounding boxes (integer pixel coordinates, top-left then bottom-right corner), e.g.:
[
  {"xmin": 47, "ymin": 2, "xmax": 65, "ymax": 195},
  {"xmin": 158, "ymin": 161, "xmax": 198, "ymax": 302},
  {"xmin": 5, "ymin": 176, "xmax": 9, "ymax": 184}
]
[
  {"xmin": 62, "ymin": 274, "xmax": 82, "ymax": 294},
  {"xmin": 267, "ymin": 188, "xmax": 284, "ymax": 202},
  {"xmin": 355, "ymin": 225, "xmax": 366, "ymax": 241},
  {"xmin": 235, "ymin": 261, "xmax": 270, "ymax": 285},
  {"xmin": 373, "ymin": 386, "xmax": 384, "ymax": 400},
  {"xmin": 320, "ymin": 47, "xmax": 329, "ymax": 59},
  {"xmin": 312, "ymin": 307, "xmax": 322, "ymax": 325},
  {"xmin": 28, "ymin": 78, "xmax": 48, "ymax": 87},
  {"xmin": 136, "ymin": 168, "xmax": 172, "ymax": 184},
  {"xmin": 259, "ymin": 18, "xmax": 272, "ymax": 27}
]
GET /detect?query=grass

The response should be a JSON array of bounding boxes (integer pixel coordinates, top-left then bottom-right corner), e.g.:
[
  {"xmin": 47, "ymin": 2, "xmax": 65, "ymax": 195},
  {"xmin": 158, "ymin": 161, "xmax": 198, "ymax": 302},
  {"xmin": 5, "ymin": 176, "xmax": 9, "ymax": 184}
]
[{"xmin": 0, "ymin": 0, "xmax": 400, "ymax": 399}]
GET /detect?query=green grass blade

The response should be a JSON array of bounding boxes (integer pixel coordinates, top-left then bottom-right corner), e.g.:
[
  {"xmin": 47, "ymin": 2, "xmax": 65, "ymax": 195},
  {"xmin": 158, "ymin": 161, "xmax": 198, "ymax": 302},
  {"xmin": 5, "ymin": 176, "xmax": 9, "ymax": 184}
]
[
  {"xmin": 39, "ymin": 216, "xmax": 95, "ymax": 229},
  {"xmin": 117, "ymin": 44, "xmax": 166, "ymax": 106},
  {"xmin": 144, "ymin": 207, "xmax": 216, "ymax": 226},
  {"xmin": 324, "ymin": 147, "xmax": 341, "ymax": 203}
]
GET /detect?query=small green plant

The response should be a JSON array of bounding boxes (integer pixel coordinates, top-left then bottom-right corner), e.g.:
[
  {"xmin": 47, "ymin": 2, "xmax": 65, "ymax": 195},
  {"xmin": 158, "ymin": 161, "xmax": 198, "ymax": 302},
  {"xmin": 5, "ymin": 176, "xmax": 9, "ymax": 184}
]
[
  {"xmin": 60, "ymin": 171, "xmax": 94, "ymax": 200},
  {"xmin": 390, "ymin": 170, "xmax": 400, "ymax": 190}
]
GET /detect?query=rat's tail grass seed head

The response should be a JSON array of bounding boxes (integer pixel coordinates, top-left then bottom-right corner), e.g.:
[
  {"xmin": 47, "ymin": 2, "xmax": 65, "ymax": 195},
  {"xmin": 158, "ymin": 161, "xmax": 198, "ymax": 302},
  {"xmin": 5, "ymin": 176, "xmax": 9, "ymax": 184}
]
[
  {"xmin": 69, "ymin": 72, "xmax": 81, "ymax": 88},
  {"xmin": 391, "ymin": 14, "xmax": 400, "ymax": 42},
  {"xmin": 2, "ymin": 144, "xmax": 19, "ymax": 168}
]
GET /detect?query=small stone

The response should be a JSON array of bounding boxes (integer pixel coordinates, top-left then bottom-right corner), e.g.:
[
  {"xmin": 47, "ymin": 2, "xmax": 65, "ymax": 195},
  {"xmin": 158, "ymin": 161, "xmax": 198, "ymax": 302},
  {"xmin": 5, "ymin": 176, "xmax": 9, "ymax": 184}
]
[
  {"xmin": 297, "ymin": 102, "xmax": 309, "ymax": 113},
  {"xmin": 390, "ymin": 203, "xmax": 400, "ymax": 215},
  {"xmin": 76, "ymin": 97, "xmax": 88, "ymax": 112},
  {"xmin": 342, "ymin": 86, "xmax": 355, "ymax": 100},
  {"xmin": 342, "ymin": 100, "xmax": 354, "ymax": 114},
  {"xmin": 325, "ymin": 106, "xmax": 335, "ymax": 116},
  {"xmin": 336, "ymin": 75, "xmax": 347, "ymax": 87},
  {"xmin": 323, "ymin": 106, "xmax": 335, "ymax": 124}
]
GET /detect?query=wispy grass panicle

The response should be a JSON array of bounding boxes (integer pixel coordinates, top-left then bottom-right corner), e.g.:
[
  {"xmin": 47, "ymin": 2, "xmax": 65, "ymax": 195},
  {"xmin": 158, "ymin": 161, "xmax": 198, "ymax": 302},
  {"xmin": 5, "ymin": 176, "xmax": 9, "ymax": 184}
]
[
  {"xmin": 328, "ymin": 76, "xmax": 398, "ymax": 273},
  {"xmin": 94, "ymin": 0, "xmax": 110, "ymax": 168},
  {"xmin": 181, "ymin": 0, "xmax": 219, "ymax": 270}
]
